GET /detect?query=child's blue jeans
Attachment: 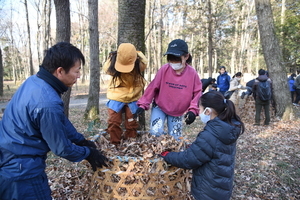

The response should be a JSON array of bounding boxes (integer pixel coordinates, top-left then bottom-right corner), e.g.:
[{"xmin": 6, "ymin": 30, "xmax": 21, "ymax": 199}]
[{"xmin": 150, "ymin": 105, "xmax": 183, "ymax": 140}]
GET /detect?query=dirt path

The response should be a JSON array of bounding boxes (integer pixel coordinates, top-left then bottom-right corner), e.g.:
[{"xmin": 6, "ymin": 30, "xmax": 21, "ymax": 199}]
[
  {"xmin": 0, "ymin": 94, "xmax": 108, "ymax": 111},
  {"xmin": 69, "ymin": 94, "xmax": 107, "ymax": 107}
]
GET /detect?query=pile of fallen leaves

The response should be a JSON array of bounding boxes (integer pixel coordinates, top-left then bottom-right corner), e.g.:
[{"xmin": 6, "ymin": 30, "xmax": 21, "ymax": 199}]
[
  {"xmin": 46, "ymin": 105, "xmax": 300, "ymax": 199},
  {"xmin": 92, "ymin": 131, "xmax": 190, "ymax": 160}
]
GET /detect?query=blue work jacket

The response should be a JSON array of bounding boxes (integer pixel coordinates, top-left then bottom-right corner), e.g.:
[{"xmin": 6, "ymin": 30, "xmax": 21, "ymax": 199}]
[{"xmin": 0, "ymin": 75, "xmax": 89, "ymax": 180}]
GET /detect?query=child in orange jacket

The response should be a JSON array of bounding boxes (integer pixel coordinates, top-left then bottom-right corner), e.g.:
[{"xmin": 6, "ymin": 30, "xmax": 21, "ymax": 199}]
[{"xmin": 103, "ymin": 43, "xmax": 147, "ymax": 145}]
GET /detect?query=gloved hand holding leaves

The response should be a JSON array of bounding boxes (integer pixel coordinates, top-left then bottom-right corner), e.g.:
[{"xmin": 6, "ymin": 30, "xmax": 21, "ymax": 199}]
[
  {"xmin": 86, "ymin": 147, "xmax": 108, "ymax": 171},
  {"xmin": 77, "ymin": 139, "xmax": 97, "ymax": 149},
  {"xmin": 133, "ymin": 107, "xmax": 145, "ymax": 119},
  {"xmin": 184, "ymin": 111, "xmax": 196, "ymax": 125}
]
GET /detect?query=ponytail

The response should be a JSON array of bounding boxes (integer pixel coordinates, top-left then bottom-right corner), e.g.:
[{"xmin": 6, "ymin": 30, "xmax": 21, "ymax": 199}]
[
  {"xmin": 232, "ymin": 72, "xmax": 242, "ymax": 79},
  {"xmin": 106, "ymin": 51, "xmax": 122, "ymax": 86},
  {"xmin": 106, "ymin": 51, "xmax": 118, "ymax": 75}
]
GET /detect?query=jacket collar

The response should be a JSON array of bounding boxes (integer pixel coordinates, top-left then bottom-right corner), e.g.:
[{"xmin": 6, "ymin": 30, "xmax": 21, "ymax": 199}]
[{"xmin": 36, "ymin": 66, "xmax": 68, "ymax": 95}]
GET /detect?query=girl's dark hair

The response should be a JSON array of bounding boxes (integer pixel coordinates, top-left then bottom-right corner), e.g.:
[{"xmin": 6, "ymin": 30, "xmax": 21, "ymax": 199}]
[
  {"xmin": 233, "ymin": 72, "xmax": 242, "ymax": 78},
  {"xmin": 166, "ymin": 53, "xmax": 192, "ymax": 65},
  {"xmin": 42, "ymin": 42, "xmax": 85, "ymax": 73},
  {"xmin": 200, "ymin": 91, "xmax": 245, "ymax": 134},
  {"xmin": 106, "ymin": 51, "xmax": 145, "ymax": 88}
]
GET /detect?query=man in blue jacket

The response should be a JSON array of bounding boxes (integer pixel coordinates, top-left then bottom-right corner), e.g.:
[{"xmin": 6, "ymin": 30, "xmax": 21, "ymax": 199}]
[
  {"xmin": 217, "ymin": 66, "xmax": 231, "ymax": 95},
  {"xmin": 0, "ymin": 42, "xmax": 108, "ymax": 200}
]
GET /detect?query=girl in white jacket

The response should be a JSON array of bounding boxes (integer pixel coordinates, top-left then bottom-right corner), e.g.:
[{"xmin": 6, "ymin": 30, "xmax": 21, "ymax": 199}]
[{"xmin": 228, "ymin": 72, "xmax": 247, "ymax": 110}]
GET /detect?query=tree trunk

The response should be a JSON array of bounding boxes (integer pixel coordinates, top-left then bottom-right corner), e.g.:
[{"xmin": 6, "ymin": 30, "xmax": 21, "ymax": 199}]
[
  {"xmin": 84, "ymin": 0, "xmax": 100, "ymax": 121},
  {"xmin": 24, "ymin": 0, "xmax": 34, "ymax": 76},
  {"xmin": 54, "ymin": 0, "xmax": 70, "ymax": 42},
  {"xmin": 157, "ymin": 0, "xmax": 162, "ymax": 69},
  {"xmin": 146, "ymin": 0, "xmax": 153, "ymax": 82},
  {"xmin": 0, "ymin": 48, "xmax": 3, "ymax": 96},
  {"xmin": 230, "ymin": 17, "xmax": 239, "ymax": 74},
  {"xmin": 54, "ymin": 0, "xmax": 71, "ymax": 117},
  {"xmin": 34, "ymin": 0, "xmax": 42, "ymax": 64},
  {"xmin": 207, "ymin": 0, "xmax": 213, "ymax": 77},
  {"xmin": 76, "ymin": 0, "xmax": 88, "ymax": 84},
  {"xmin": 118, "ymin": 0, "xmax": 145, "ymax": 49},
  {"xmin": 254, "ymin": 0, "xmax": 292, "ymax": 119},
  {"xmin": 43, "ymin": 0, "xmax": 52, "ymax": 52},
  {"xmin": 8, "ymin": 8, "xmax": 17, "ymax": 84},
  {"xmin": 118, "ymin": 0, "xmax": 146, "ymax": 130}
]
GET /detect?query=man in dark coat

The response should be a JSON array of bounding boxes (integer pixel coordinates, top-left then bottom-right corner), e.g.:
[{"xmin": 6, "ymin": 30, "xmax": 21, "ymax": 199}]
[
  {"xmin": 201, "ymin": 77, "xmax": 216, "ymax": 92},
  {"xmin": 241, "ymin": 79, "xmax": 255, "ymax": 99},
  {"xmin": 252, "ymin": 69, "xmax": 273, "ymax": 125}
]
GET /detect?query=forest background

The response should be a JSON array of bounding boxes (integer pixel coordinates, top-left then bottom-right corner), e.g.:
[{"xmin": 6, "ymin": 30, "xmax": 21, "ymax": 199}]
[
  {"xmin": 1, "ymin": 0, "xmax": 299, "ymax": 83},
  {"xmin": 0, "ymin": 0, "xmax": 299, "ymax": 199}
]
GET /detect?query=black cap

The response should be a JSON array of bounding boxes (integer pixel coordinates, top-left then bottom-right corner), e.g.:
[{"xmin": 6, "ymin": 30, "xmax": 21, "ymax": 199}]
[{"xmin": 164, "ymin": 39, "xmax": 188, "ymax": 57}]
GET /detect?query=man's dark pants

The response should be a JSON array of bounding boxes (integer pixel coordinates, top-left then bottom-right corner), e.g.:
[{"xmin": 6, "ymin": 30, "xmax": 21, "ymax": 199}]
[
  {"xmin": 0, "ymin": 172, "xmax": 52, "ymax": 200},
  {"xmin": 255, "ymin": 98, "xmax": 270, "ymax": 125},
  {"xmin": 293, "ymin": 89, "xmax": 300, "ymax": 104}
]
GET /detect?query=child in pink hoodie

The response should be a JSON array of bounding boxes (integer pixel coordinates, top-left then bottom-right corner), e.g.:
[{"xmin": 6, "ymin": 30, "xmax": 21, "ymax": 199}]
[{"xmin": 135, "ymin": 39, "xmax": 202, "ymax": 140}]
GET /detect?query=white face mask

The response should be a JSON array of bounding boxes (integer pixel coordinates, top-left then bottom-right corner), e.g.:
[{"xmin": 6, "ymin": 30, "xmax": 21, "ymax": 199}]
[
  {"xmin": 236, "ymin": 77, "xmax": 241, "ymax": 81},
  {"xmin": 199, "ymin": 107, "xmax": 211, "ymax": 124},
  {"xmin": 170, "ymin": 63, "xmax": 183, "ymax": 70}
]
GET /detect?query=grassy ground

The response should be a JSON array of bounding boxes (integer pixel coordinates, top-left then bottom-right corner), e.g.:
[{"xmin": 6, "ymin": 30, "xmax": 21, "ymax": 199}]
[{"xmin": 1, "ymin": 81, "xmax": 300, "ymax": 199}]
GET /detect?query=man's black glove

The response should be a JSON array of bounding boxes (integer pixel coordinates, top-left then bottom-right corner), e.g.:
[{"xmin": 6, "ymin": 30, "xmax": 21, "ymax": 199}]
[
  {"xmin": 184, "ymin": 111, "xmax": 196, "ymax": 125},
  {"xmin": 133, "ymin": 107, "xmax": 145, "ymax": 119},
  {"xmin": 77, "ymin": 139, "xmax": 97, "ymax": 149},
  {"xmin": 86, "ymin": 147, "xmax": 108, "ymax": 171}
]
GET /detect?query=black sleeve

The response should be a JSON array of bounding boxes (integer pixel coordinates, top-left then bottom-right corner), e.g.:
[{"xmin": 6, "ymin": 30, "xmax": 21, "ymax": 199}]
[{"xmin": 202, "ymin": 77, "xmax": 212, "ymax": 92}]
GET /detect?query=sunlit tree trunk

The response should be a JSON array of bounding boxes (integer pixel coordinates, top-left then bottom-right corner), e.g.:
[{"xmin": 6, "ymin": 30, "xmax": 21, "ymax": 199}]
[
  {"xmin": 280, "ymin": 0, "xmax": 286, "ymax": 29},
  {"xmin": 255, "ymin": 0, "xmax": 292, "ymax": 119},
  {"xmin": 76, "ymin": 0, "xmax": 88, "ymax": 84},
  {"xmin": 35, "ymin": 0, "xmax": 42, "ymax": 63},
  {"xmin": 84, "ymin": 0, "xmax": 100, "ymax": 121},
  {"xmin": 145, "ymin": 0, "xmax": 153, "ymax": 82},
  {"xmin": 231, "ymin": 18, "xmax": 239, "ymax": 74},
  {"xmin": 8, "ymin": 5, "xmax": 17, "ymax": 84},
  {"xmin": 54, "ymin": 0, "xmax": 71, "ymax": 117},
  {"xmin": 24, "ymin": 0, "xmax": 34, "ymax": 76},
  {"xmin": 43, "ymin": 0, "xmax": 52, "ymax": 51},
  {"xmin": 207, "ymin": 0, "xmax": 213, "ymax": 77},
  {"xmin": 157, "ymin": 0, "xmax": 162, "ymax": 69},
  {"xmin": 199, "ymin": 33, "xmax": 204, "ymax": 74},
  {"xmin": 0, "ymin": 48, "xmax": 3, "ymax": 96}
]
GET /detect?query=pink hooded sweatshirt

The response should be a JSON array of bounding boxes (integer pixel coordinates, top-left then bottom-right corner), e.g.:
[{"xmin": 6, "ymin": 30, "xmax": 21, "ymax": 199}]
[{"xmin": 137, "ymin": 63, "xmax": 202, "ymax": 116}]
